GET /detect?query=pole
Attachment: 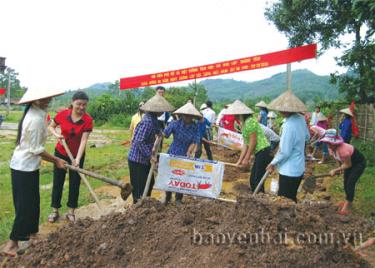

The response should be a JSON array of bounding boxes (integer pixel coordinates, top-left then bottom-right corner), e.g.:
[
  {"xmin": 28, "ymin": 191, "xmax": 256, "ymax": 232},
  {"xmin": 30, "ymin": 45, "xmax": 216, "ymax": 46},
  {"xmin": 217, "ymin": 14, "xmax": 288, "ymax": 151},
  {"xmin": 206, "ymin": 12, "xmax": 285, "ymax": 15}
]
[
  {"xmin": 6, "ymin": 70, "xmax": 11, "ymax": 116},
  {"xmin": 286, "ymin": 63, "xmax": 292, "ymax": 91},
  {"xmin": 193, "ymin": 79, "xmax": 197, "ymax": 106}
]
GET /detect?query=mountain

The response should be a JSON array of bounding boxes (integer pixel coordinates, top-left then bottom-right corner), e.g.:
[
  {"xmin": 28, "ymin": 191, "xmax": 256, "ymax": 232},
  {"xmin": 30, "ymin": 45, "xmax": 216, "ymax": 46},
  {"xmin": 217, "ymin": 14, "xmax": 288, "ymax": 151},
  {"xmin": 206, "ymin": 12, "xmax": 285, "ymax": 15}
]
[{"xmin": 200, "ymin": 69, "xmax": 340, "ymax": 102}]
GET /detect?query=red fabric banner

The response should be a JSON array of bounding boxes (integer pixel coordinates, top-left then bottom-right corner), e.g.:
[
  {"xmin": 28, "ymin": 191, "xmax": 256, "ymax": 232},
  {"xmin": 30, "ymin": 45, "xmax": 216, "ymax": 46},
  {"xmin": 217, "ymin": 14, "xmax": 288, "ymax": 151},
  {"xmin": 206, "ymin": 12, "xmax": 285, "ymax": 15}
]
[
  {"xmin": 120, "ymin": 44, "xmax": 317, "ymax": 90},
  {"xmin": 350, "ymin": 101, "xmax": 359, "ymax": 137},
  {"xmin": 0, "ymin": 88, "xmax": 6, "ymax": 95}
]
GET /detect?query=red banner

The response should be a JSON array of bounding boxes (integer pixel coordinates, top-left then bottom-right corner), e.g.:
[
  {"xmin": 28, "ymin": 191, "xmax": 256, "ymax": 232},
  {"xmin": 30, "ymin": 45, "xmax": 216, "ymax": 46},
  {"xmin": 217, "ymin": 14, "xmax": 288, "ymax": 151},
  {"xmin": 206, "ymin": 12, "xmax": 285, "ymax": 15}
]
[
  {"xmin": 120, "ymin": 44, "xmax": 317, "ymax": 90},
  {"xmin": 0, "ymin": 88, "xmax": 5, "ymax": 95}
]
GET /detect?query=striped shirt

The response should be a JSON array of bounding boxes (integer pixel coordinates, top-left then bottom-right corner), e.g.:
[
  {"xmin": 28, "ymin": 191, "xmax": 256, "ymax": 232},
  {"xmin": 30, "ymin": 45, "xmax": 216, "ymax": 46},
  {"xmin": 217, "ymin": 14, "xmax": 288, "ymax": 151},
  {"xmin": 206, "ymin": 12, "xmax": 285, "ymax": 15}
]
[
  {"xmin": 260, "ymin": 124, "xmax": 280, "ymax": 143},
  {"xmin": 128, "ymin": 113, "xmax": 161, "ymax": 165}
]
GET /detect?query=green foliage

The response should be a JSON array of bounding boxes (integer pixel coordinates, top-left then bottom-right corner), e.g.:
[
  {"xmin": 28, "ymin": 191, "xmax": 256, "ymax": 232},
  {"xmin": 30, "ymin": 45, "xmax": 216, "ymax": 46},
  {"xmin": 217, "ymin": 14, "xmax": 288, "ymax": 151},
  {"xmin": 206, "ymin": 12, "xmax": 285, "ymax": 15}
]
[
  {"xmin": 352, "ymin": 139, "xmax": 375, "ymax": 166},
  {"xmin": 265, "ymin": 0, "xmax": 375, "ymax": 104},
  {"xmin": 0, "ymin": 68, "xmax": 27, "ymax": 99}
]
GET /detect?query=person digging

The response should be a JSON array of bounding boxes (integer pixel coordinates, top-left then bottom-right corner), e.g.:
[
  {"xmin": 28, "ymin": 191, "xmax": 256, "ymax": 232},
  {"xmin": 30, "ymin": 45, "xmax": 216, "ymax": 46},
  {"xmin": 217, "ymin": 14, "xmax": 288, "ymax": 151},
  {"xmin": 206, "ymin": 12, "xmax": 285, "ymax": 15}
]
[
  {"xmin": 266, "ymin": 90, "xmax": 310, "ymax": 203},
  {"xmin": 319, "ymin": 129, "xmax": 366, "ymax": 215},
  {"xmin": 226, "ymin": 100, "xmax": 272, "ymax": 193}
]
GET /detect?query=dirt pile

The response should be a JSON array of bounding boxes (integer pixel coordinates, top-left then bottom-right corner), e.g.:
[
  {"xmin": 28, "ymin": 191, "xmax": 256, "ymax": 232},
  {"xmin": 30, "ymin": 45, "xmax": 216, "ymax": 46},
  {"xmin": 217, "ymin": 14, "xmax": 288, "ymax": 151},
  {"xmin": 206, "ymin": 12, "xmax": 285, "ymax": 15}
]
[{"xmin": 6, "ymin": 195, "xmax": 372, "ymax": 268}]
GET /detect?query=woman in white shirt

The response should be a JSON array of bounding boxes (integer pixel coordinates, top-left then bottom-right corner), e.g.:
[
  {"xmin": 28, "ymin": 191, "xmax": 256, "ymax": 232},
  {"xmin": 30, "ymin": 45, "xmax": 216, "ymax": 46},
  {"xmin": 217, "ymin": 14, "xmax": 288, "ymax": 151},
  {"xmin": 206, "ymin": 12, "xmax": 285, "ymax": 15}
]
[{"xmin": 2, "ymin": 88, "xmax": 66, "ymax": 257}]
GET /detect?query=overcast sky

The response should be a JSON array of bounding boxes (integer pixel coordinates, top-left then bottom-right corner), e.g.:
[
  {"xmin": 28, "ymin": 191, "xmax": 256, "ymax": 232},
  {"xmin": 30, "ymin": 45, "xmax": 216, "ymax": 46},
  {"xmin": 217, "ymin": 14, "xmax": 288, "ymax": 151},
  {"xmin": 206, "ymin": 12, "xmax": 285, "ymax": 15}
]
[{"xmin": 1, "ymin": 0, "xmax": 348, "ymax": 91}]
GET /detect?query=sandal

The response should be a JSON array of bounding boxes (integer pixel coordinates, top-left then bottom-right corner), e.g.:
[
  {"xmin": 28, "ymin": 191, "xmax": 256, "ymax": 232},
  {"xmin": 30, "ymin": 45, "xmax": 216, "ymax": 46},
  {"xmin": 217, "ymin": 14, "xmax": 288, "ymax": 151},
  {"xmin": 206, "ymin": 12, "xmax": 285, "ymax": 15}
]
[
  {"xmin": 0, "ymin": 250, "xmax": 17, "ymax": 257},
  {"xmin": 335, "ymin": 201, "xmax": 345, "ymax": 208},
  {"xmin": 48, "ymin": 211, "xmax": 59, "ymax": 223},
  {"xmin": 337, "ymin": 209, "xmax": 352, "ymax": 216},
  {"xmin": 66, "ymin": 213, "xmax": 75, "ymax": 223}
]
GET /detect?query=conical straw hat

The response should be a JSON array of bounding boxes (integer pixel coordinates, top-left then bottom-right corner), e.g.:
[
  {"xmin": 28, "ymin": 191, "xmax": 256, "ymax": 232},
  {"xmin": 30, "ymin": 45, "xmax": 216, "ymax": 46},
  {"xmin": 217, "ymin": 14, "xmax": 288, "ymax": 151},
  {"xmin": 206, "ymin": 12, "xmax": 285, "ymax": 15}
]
[
  {"xmin": 140, "ymin": 94, "xmax": 174, "ymax": 113},
  {"xmin": 267, "ymin": 90, "xmax": 307, "ymax": 113},
  {"xmin": 173, "ymin": 102, "xmax": 202, "ymax": 117},
  {"xmin": 18, "ymin": 88, "xmax": 66, "ymax": 104},
  {"xmin": 317, "ymin": 113, "xmax": 327, "ymax": 121},
  {"xmin": 340, "ymin": 108, "xmax": 353, "ymax": 117},
  {"xmin": 224, "ymin": 100, "xmax": 254, "ymax": 115},
  {"xmin": 255, "ymin": 100, "xmax": 268, "ymax": 108}
]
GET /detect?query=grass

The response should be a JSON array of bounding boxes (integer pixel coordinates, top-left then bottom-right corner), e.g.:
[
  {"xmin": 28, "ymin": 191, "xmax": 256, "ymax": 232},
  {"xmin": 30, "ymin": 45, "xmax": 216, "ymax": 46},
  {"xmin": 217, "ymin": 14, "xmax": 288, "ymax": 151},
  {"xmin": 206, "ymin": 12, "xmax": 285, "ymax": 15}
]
[
  {"xmin": 0, "ymin": 129, "xmax": 131, "ymax": 243},
  {"xmin": 314, "ymin": 139, "xmax": 375, "ymax": 218},
  {"xmin": 0, "ymin": 110, "xmax": 23, "ymax": 123}
]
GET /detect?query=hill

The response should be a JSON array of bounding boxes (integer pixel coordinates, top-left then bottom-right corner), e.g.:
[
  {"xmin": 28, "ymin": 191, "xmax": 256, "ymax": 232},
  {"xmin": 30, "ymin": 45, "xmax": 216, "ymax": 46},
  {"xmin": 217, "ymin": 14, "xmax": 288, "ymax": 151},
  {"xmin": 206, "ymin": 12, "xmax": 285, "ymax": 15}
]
[{"xmin": 200, "ymin": 69, "xmax": 340, "ymax": 102}]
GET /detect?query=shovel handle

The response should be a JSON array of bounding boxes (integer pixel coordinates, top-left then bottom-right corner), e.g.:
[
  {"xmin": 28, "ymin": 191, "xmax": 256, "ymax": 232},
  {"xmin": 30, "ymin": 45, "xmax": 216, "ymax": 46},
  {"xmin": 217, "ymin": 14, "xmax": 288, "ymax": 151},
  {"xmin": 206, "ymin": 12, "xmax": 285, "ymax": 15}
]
[
  {"xmin": 65, "ymin": 164, "xmax": 127, "ymax": 189},
  {"xmin": 142, "ymin": 136, "xmax": 162, "ymax": 199},
  {"xmin": 253, "ymin": 171, "xmax": 270, "ymax": 196},
  {"xmin": 313, "ymin": 173, "xmax": 331, "ymax": 179}
]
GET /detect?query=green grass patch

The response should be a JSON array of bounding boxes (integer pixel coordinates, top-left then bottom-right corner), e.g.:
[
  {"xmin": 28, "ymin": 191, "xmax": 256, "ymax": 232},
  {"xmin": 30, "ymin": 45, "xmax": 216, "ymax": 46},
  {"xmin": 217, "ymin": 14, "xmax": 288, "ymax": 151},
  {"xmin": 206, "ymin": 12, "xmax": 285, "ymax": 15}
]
[{"xmin": 0, "ymin": 130, "xmax": 130, "ymax": 243}]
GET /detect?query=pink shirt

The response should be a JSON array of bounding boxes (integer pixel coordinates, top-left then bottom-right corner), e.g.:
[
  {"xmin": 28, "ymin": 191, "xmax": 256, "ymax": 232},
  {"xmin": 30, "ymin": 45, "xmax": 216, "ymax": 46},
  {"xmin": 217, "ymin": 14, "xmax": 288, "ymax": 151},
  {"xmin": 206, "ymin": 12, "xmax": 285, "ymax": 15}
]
[
  {"xmin": 329, "ymin": 143, "xmax": 354, "ymax": 162},
  {"xmin": 310, "ymin": 125, "xmax": 326, "ymax": 138}
]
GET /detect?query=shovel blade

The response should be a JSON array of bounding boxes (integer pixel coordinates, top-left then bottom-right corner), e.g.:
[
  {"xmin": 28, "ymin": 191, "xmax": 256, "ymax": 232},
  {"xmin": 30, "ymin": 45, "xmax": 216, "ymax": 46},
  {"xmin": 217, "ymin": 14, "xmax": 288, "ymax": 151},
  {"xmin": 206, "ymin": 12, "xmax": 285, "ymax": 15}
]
[{"xmin": 302, "ymin": 176, "xmax": 316, "ymax": 194}]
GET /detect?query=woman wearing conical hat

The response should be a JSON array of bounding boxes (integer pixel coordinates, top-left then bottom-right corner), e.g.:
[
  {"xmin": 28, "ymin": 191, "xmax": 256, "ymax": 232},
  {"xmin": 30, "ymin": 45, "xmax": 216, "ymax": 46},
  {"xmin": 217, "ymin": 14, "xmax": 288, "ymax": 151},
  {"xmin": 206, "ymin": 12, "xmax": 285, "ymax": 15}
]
[
  {"xmin": 320, "ymin": 129, "xmax": 366, "ymax": 215},
  {"xmin": 255, "ymin": 100, "xmax": 268, "ymax": 126},
  {"xmin": 2, "ymin": 88, "xmax": 67, "ymax": 257},
  {"xmin": 266, "ymin": 91, "xmax": 310, "ymax": 202},
  {"xmin": 128, "ymin": 95, "xmax": 174, "ymax": 204},
  {"xmin": 163, "ymin": 102, "xmax": 201, "ymax": 205},
  {"xmin": 225, "ymin": 100, "xmax": 272, "ymax": 193},
  {"xmin": 339, "ymin": 107, "xmax": 353, "ymax": 143},
  {"xmin": 311, "ymin": 113, "xmax": 329, "ymax": 164}
]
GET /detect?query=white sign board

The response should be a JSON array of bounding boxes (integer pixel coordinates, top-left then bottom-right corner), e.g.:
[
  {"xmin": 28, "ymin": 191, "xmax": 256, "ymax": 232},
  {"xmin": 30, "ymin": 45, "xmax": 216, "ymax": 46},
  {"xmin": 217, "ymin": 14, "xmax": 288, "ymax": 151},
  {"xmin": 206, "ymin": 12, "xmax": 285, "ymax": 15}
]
[
  {"xmin": 217, "ymin": 127, "xmax": 243, "ymax": 150},
  {"xmin": 154, "ymin": 153, "xmax": 224, "ymax": 199}
]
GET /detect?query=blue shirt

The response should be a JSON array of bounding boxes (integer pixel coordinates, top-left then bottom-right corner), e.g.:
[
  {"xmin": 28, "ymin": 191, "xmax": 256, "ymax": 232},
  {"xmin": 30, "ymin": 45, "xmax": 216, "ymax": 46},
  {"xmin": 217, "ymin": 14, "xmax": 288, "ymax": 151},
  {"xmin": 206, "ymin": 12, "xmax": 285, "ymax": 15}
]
[
  {"xmin": 271, "ymin": 114, "xmax": 310, "ymax": 177},
  {"xmin": 339, "ymin": 118, "xmax": 352, "ymax": 143},
  {"xmin": 259, "ymin": 109, "xmax": 268, "ymax": 126},
  {"xmin": 197, "ymin": 118, "xmax": 211, "ymax": 141},
  {"xmin": 128, "ymin": 113, "xmax": 161, "ymax": 165},
  {"xmin": 164, "ymin": 119, "xmax": 200, "ymax": 156}
]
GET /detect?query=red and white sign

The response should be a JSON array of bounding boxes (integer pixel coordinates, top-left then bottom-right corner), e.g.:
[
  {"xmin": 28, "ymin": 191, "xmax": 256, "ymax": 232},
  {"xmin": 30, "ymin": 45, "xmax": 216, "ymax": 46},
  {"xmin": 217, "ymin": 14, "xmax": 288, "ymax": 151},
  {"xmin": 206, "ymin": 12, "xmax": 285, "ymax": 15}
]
[
  {"xmin": 217, "ymin": 127, "xmax": 243, "ymax": 151},
  {"xmin": 120, "ymin": 44, "xmax": 317, "ymax": 90},
  {"xmin": 154, "ymin": 153, "xmax": 224, "ymax": 198}
]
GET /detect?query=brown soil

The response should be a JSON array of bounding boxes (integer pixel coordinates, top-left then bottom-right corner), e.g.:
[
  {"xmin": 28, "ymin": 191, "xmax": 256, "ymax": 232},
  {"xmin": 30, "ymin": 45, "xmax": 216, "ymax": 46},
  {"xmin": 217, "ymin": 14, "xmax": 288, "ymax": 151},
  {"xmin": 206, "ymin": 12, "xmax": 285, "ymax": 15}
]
[{"xmin": 5, "ymin": 195, "xmax": 372, "ymax": 268}]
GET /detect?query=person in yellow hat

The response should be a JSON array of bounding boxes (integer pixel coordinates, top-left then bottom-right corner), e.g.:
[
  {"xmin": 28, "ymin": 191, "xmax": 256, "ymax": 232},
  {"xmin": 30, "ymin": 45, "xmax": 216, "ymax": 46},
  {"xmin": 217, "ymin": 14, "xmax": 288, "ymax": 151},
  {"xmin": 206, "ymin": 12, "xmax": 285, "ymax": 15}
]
[{"xmin": 2, "ymin": 88, "xmax": 67, "ymax": 257}]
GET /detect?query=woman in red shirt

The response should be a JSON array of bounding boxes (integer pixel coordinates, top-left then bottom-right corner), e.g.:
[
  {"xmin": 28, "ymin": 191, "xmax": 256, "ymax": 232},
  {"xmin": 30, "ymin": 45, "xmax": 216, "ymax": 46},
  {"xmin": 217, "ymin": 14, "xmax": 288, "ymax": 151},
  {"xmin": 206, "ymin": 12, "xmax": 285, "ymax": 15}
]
[
  {"xmin": 220, "ymin": 114, "xmax": 241, "ymax": 132},
  {"xmin": 48, "ymin": 91, "xmax": 93, "ymax": 222}
]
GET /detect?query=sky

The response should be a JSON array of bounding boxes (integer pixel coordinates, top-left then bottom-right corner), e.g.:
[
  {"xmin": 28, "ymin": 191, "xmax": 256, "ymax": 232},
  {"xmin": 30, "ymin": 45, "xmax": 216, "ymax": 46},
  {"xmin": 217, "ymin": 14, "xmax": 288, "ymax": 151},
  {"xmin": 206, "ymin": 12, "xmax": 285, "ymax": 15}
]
[{"xmin": 1, "ymin": 0, "xmax": 348, "ymax": 91}]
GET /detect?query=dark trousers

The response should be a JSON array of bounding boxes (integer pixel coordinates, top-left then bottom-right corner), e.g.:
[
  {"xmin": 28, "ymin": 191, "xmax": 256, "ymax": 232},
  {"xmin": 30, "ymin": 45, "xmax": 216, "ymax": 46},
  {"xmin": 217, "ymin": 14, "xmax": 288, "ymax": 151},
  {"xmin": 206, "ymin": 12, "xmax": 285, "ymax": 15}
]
[
  {"xmin": 344, "ymin": 149, "xmax": 366, "ymax": 202},
  {"xmin": 10, "ymin": 169, "xmax": 40, "ymax": 241},
  {"xmin": 128, "ymin": 160, "xmax": 154, "ymax": 203},
  {"xmin": 278, "ymin": 174, "xmax": 303, "ymax": 203},
  {"xmin": 250, "ymin": 147, "xmax": 272, "ymax": 193},
  {"xmin": 195, "ymin": 138, "xmax": 213, "ymax": 160},
  {"xmin": 51, "ymin": 151, "xmax": 85, "ymax": 209},
  {"xmin": 165, "ymin": 191, "xmax": 183, "ymax": 202}
]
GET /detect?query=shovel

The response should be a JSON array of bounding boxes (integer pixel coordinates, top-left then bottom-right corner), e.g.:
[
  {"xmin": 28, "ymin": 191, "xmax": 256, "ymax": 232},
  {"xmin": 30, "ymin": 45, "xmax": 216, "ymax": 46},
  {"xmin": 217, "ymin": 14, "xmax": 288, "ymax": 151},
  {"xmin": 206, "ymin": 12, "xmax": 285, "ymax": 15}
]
[
  {"xmin": 253, "ymin": 171, "xmax": 271, "ymax": 196},
  {"xmin": 142, "ymin": 136, "xmax": 162, "ymax": 199},
  {"xmin": 302, "ymin": 173, "xmax": 331, "ymax": 194},
  {"xmin": 66, "ymin": 164, "xmax": 132, "ymax": 201}
]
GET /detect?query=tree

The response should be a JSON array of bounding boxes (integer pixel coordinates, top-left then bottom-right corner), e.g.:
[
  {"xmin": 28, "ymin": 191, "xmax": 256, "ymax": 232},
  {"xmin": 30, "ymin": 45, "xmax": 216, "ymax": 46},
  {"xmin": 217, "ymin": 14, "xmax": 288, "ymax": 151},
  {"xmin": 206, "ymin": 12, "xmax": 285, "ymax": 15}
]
[
  {"xmin": 265, "ymin": 0, "xmax": 375, "ymax": 103},
  {"xmin": 0, "ymin": 68, "xmax": 27, "ymax": 99}
]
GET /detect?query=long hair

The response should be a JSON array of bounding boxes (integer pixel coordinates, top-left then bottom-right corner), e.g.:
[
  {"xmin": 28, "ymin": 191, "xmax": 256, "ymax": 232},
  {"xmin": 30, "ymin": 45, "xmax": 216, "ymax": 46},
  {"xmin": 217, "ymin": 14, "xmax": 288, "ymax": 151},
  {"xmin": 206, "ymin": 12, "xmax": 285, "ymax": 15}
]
[{"xmin": 16, "ymin": 103, "xmax": 32, "ymax": 145}]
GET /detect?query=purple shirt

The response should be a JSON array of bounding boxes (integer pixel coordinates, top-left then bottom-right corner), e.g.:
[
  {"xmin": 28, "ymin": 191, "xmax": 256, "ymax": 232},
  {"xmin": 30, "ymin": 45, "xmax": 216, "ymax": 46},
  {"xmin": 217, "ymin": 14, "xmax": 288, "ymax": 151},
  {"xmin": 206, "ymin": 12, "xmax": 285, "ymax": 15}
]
[
  {"xmin": 128, "ymin": 113, "xmax": 161, "ymax": 165},
  {"xmin": 164, "ymin": 119, "xmax": 200, "ymax": 156}
]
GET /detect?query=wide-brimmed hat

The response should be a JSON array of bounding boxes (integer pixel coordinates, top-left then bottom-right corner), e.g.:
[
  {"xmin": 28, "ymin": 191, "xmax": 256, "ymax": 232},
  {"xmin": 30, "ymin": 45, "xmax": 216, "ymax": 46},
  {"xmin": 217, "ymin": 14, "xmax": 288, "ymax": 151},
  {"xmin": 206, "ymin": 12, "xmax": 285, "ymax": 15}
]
[
  {"xmin": 173, "ymin": 102, "xmax": 202, "ymax": 118},
  {"xmin": 200, "ymin": 103, "xmax": 207, "ymax": 110},
  {"xmin": 317, "ymin": 113, "xmax": 327, "ymax": 121},
  {"xmin": 140, "ymin": 94, "xmax": 174, "ymax": 113},
  {"xmin": 267, "ymin": 111, "xmax": 277, "ymax": 119},
  {"xmin": 267, "ymin": 90, "xmax": 307, "ymax": 113},
  {"xmin": 255, "ymin": 100, "xmax": 268, "ymax": 108},
  {"xmin": 340, "ymin": 108, "xmax": 353, "ymax": 117},
  {"xmin": 18, "ymin": 88, "xmax": 66, "ymax": 104},
  {"xmin": 320, "ymin": 129, "xmax": 344, "ymax": 145},
  {"xmin": 224, "ymin": 100, "xmax": 254, "ymax": 115}
]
